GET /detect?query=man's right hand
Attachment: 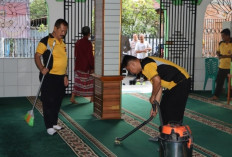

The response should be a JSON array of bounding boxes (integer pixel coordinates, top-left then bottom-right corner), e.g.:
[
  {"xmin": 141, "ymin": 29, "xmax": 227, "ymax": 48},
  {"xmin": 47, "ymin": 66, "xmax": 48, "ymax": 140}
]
[{"xmin": 40, "ymin": 67, "xmax": 49, "ymax": 75}]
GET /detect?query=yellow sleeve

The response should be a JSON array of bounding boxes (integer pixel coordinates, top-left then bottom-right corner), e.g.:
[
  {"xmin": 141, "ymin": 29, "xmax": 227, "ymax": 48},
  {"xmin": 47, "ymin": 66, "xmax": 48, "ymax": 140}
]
[
  {"xmin": 36, "ymin": 42, "xmax": 47, "ymax": 55},
  {"xmin": 142, "ymin": 62, "xmax": 158, "ymax": 81}
]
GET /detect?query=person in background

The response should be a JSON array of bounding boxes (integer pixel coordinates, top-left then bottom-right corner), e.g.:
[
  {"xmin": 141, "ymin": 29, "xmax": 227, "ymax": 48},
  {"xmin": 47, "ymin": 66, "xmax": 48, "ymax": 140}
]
[
  {"xmin": 121, "ymin": 35, "xmax": 131, "ymax": 55},
  {"xmin": 34, "ymin": 19, "xmax": 69, "ymax": 135},
  {"xmin": 210, "ymin": 28, "xmax": 232, "ymax": 100},
  {"xmin": 129, "ymin": 34, "xmax": 139, "ymax": 57},
  {"xmin": 135, "ymin": 34, "xmax": 152, "ymax": 84},
  {"xmin": 121, "ymin": 35, "xmax": 131, "ymax": 76},
  {"xmin": 70, "ymin": 26, "xmax": 94, "ymax": 104},
  {"xmin": 135, "ymin": 34, "xmax": 152, "ymax": 59}
]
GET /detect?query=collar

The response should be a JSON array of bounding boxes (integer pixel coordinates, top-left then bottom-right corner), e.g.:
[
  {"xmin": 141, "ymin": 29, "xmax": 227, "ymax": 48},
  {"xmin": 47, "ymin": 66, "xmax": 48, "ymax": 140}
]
[
  {"xmin": 83, "ymin": 36, "xmax": 89, "ymax": 40},
  {"xmin": 49, "ymin": 33, "xmax": 54, "ymax": 38},
  {"xmin": 49, "ymin": 33, "xmax": 63, "ymax": 44}
]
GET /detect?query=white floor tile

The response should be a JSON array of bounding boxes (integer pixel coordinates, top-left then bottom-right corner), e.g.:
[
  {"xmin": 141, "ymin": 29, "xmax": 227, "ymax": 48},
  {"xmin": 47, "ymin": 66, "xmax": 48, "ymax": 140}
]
[{"xmin": 122, "ymin": 76, "xmax": 152, "ymax": 93}]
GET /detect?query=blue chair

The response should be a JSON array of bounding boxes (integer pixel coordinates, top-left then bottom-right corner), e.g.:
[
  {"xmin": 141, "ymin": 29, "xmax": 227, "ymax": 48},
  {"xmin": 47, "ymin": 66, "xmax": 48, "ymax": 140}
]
[
  {"xmin": 203, "ymin": 57, "xmax": 228, "ymax": 94},
  {"xmin": 203, "ymin": 58, "xmax": 218, "ymax": 94}
]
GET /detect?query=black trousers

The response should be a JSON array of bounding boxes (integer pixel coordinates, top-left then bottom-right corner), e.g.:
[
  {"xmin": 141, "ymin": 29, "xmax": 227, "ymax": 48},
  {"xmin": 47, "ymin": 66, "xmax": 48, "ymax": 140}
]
[
  {"xmin": 40, "ymin": 74, "xmax": 65, "ymax": 129},
  {"xmin": 214, "ymin": 68, "xmax": 230, "ymax": 97},
  {"xmin": 160, "ymin": 78, "xmax": 191, "ymax": 125}
]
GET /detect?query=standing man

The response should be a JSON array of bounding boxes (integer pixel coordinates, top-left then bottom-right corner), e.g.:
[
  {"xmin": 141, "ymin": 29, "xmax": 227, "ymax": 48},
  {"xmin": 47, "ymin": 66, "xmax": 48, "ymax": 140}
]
[
  {"xmin": 34, "ymin": 19, "xmax": 69, "ymax": 135},
  {"xmin": 121, "ymin": 55, "xmax": 191, "ymax": 125},
  {"xmin": 210, "ymin": 28, "xmax": 232, "ymax": 100},
  {"xmin": 135, "ymin": 34, "xmax": 151, "ymax": 59},
  {"xmin": 135, "ymin": 34, "xmax": 152, "ymax": 83},
  {"xmin": 129, "ymin": 34, "xmax": 139, "ymax": 57}
]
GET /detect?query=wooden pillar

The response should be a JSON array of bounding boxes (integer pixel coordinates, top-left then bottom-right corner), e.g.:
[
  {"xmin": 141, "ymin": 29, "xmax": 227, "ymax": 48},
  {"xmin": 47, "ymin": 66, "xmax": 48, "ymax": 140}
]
[
  {"xmin": 94, "ymin": 0, "xmax": 122, "ymax": 119},
  {"xmin": 93, "ymin": 76, "xmax": 122, "ymax": 119}
]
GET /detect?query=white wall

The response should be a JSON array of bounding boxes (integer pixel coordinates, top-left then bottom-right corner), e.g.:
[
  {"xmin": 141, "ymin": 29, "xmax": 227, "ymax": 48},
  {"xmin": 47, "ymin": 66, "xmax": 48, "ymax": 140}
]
[
  {"xmin": 194, "ymin": 0, "xmax": 213, "ymax": 90},
  {"xmin": 0, "ymin": 58, "xmax": 40, "ymax": 97},
  {"xmin": 0, "ymin": 0, "xmax": 64, "ymax": 97},
  {"xmin": 95, "ymin": 0, "xmax": 121, "ymax": 76},
  {"xmin": 103, "ymin": 0, "xmax": 121, "ymax": 76},
  {"xmin": 46, "ymin": 0, "xmax": 64, "ymax": 33},
  {"xmin": 95, "ymin": 0, "xmax": 104, "ymax": 76}
]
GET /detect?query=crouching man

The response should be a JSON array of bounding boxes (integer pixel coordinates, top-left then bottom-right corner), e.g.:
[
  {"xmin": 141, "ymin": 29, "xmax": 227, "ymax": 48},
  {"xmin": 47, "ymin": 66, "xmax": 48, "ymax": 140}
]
[{"xmin": 121, "ymin": 55, "xmax": 191, "ymax": 125}]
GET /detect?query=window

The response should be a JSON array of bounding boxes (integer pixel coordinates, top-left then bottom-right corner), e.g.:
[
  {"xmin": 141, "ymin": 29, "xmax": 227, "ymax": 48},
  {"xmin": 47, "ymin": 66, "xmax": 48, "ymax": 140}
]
[{"xmin": 0, "ymin": 0, "xmax": 48, "ymax": 58}]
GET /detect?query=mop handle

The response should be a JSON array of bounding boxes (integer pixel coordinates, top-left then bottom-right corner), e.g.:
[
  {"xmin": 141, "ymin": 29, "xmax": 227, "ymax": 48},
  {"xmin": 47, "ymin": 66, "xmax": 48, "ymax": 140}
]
[{"xmin": 32, "ymin": 40, "xmax": 56, "ymax": 110}]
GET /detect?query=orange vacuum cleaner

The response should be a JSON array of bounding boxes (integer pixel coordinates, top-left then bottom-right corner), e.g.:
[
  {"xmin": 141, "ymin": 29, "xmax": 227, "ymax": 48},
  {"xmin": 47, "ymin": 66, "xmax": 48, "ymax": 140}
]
[
  {"xmin": 159, "ymin": 123, "xmax": 193, "ymax": 157},
  {"xmin": 150, "ymin": 101, "xmax": 193, "ymax": 157}
]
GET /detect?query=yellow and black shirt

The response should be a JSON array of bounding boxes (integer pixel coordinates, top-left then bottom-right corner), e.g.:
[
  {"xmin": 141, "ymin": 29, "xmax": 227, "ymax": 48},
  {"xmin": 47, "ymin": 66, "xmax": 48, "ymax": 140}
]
[
  {"xmin": 36, "ymin": 34, "xmax": 67, "ymax": 75},
  {"xmin": 217, "ymin": 41, "xmax": 232, "ymax": 69},
  {"xmin": 141, "ymin": 56, "xmax": 190, "ymax": 90}
]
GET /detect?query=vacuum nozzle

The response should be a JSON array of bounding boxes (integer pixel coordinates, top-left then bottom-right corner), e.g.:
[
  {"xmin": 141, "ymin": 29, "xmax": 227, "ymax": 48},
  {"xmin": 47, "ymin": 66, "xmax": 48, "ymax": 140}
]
[{"xmin": 114, "ymin": 138, "xmax": 121, "ymax": 145}]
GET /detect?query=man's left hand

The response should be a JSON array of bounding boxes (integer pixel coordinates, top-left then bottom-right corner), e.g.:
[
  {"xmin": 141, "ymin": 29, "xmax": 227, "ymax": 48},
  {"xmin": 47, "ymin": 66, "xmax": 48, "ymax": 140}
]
[
  {"xmin": 64, "ymin": 76, "xmax": 69, "ymax": 87},
  {"xmin": 150, "ymin": 107, "xmax": 157, "ymax": 117},
  {"xmin": 149, "ymin": 95, "xmax": 156, "ymax": 104}
]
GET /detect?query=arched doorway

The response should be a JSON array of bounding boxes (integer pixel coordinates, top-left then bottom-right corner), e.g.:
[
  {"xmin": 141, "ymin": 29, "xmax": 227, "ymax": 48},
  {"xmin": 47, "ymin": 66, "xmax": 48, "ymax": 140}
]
[{"xmin": 202, "ymin": 0, "xmax": 232, "ymax": 57}]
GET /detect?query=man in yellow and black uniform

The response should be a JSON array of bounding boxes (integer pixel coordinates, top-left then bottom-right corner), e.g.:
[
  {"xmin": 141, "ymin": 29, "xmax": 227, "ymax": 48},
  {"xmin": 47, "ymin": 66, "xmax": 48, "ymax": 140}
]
[
  {"xmin": 34, "ymin": 19, "xmax": 69, "ymax": 135},
  {"xmin": 211, "ymin": 28, "xmax": 232, "ymax": 100},
  {"xmin": 122, "ymin": 55, "xmax": 191, "ymax": 125}
]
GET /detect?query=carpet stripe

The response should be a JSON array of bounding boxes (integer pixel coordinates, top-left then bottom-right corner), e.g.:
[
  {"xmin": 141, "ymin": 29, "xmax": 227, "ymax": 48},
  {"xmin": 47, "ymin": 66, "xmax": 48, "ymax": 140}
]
[
  {"xmin": 189, "ymin": 94, "xmax": 232, "ymax": 110},
  {"xmin": 59, "ymin": 110, "xmax": 117, "ymax": 157},
  {"xmin": 129, "ymin": 93, "xmax": 232, "ymax": 135},
  {"xmin": 184, "ymin": 110, "xmax": 232, "ymax": 134},
  {"xmin": 139, "ymin": 93, "xmax": 232, "ymax": 127},
  {"xmin": 122, "ymin": 108, "xmax": 219, "ymax": 157},
  {"xmin": 27, "ymin": 97, "xmax": 99, "ymax": 157},
  {"xmin": 185, "ymin": 108, "xmax": 232, "ymax": 128}
]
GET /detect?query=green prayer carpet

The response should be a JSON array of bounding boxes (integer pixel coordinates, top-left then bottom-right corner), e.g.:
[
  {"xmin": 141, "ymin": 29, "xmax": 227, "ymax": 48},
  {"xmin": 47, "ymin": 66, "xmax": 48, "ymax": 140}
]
[
  {"xmin": 193, "ymin": 90, "xmax": 228, "ymax": 103},
  {"xmin": 124, "ymin": 93, "xmax": 232, "ymax": 157},
  {"xmin": 0, "ymin": 97, "xmax": 78, "ymax": 157},
  {"xmin": 60, "ymin": 97, "xmax": 160, "ymax": 157},
  {"xmin": 0, "ymin": 91, "xmax": 231, "ymax": 157}
]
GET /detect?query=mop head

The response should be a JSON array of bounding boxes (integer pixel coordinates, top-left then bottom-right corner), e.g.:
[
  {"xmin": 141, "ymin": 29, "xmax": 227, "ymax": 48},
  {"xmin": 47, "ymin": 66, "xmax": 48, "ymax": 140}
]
[{"xmin": 24, "ymin": 110, "xmax": 34, "ymax": 127}]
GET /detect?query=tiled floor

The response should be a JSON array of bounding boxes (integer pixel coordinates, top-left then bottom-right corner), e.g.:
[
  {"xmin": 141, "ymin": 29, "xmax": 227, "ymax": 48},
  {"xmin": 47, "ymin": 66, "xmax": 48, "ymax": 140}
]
[{"xmin": 122, "ymin": 76, "xmax": 152, "ymax": 93}]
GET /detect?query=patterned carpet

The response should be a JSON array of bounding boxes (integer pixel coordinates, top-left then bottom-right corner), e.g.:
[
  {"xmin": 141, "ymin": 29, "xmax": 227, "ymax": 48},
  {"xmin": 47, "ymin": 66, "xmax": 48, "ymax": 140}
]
[
  {"xmin": 1, "ymin": 92, "xmax": 231, "ymax": 157},
  {"xmin": 125, "ymin": 93, "xmax": 232, "ymax": 157},
  {"xmin": 28, "ymin": 92, "xmax": 232, "ymax": 157}
]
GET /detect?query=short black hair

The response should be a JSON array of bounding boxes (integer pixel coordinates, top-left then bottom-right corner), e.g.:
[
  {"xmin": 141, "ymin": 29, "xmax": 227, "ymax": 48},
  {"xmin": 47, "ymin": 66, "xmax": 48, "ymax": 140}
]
[
  {"xmin": 54, "ymin": 19, "xmax": 68, "ymax": 28},
  {"xmin": 221, "ymin": 28, "xmax": 230, "ymax": 36},
  {"xmin": 82, "ymin": 26, "xmax": 90, "ymax": 36},
  {"xmin": 121, "ymin": 55, "xmax": 138, "ymax": 69}
]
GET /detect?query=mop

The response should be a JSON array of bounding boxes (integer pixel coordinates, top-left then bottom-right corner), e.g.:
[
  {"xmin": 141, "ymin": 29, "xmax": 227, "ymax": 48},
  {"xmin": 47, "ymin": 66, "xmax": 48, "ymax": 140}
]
[{"xmin": 24, "ymin": 40, "xmax": 56, "ymax": 127}]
